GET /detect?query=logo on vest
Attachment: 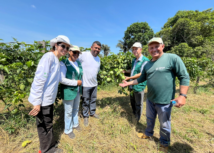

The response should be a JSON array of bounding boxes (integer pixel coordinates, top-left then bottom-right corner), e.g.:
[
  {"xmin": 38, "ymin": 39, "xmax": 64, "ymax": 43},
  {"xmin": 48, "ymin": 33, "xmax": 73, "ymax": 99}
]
[{"xmin": 156, "ymin": 67, "xmax": 165, "ymax": 71}]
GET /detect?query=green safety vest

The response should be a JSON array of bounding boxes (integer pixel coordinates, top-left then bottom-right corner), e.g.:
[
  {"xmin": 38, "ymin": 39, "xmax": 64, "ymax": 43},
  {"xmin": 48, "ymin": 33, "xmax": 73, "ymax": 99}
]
[
  {"xmin": 60, "ymin": 59, "xmax": 83, "ymax": 100},
  {"xmin": 131, "ymin": 56, "xmax": 149, "ymax": 92}
]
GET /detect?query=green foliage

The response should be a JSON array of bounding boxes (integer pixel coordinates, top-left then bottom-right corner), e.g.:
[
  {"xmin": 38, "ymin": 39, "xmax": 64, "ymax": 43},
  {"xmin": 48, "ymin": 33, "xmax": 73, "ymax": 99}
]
[
  {"xmin": 123, "ymin": 22, "xmax": 154, "ymax": 51},
  {"xmin": 157, "ymin": 8, "xmax": 214, "ymax": 54},
  {"xmin": 98, "ymin": 52, "xmax": 134, "ymax": 95}
]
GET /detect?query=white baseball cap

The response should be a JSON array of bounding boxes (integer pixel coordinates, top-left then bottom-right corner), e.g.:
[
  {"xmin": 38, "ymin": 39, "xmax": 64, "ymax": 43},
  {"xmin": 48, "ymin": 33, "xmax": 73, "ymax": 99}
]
[
  {"xmin": 69, "ymin": 45, "xmax": 82, "ymax": 54},
  {"xmin": 50, "ymin": 35, "xmax": 71, "ymax": 47},
  {"xmin": 132, "ymin": 42, "xmax": 142, "ymax": 48},
  {"xmin": 148, "ymin": 37, "xmax": 163, "ymax": 45}
]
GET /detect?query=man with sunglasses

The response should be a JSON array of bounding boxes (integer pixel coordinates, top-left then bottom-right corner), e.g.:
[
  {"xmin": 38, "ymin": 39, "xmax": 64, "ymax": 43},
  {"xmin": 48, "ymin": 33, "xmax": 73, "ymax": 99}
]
[
  {"xmin": 78, "ymin": 41, "xmax": 101, "ymax": 126},
  {"xmin": 123, "ymin": 42, "xmax": 149, "ymax": 123}
]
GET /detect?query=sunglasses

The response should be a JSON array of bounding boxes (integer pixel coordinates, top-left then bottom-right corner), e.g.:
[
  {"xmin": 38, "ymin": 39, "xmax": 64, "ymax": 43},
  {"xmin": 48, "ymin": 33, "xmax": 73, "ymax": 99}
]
[
  {"xmin": 58, "ymin": 44, "xmax": 69, "ymax": 51},
  {"xmin": 72, "ymin": 51, "xmax": 80, "ymax": 56}
]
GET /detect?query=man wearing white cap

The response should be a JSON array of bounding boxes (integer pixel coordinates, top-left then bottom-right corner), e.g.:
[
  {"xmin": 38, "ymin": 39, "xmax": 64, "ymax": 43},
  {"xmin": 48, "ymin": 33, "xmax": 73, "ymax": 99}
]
[
  {"xmin": 120, "ymin": 37, "xmax": 190, "ymax": 153},
  {"xmin": 28, "ymin": 35, "xmax": 77, "ymax": 153},
  {"xmin": 123, "ymin": 42, "xmax": 149, "ymax": 122}
]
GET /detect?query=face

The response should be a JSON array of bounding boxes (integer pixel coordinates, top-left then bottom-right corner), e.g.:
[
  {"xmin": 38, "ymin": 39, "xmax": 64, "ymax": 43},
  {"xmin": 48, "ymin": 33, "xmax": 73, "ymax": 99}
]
[
  {"xmin": 68, "ymin": 50, "xmax": 80, "ymax": 62},
  {"xmin": 148, "ymin": 42, "xmax": 165, "ymax": 60},
  {"xmin": 55, "ymin": 42, "xmax": 70, "ymax": 57},
  {"xmin": 132, "ymin": 47, "xmax": 142, "ymax": 58},
  {"xmin": 91, "ymin": 43, "xmax": 101, "ymax": 57}
]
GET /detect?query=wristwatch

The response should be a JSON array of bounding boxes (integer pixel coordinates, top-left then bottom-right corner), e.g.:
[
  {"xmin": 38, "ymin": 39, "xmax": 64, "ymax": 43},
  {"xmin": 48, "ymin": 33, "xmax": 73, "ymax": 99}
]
[{"xmin": 180, "ymin": 93, "xmax": 187, "ymax": 99}]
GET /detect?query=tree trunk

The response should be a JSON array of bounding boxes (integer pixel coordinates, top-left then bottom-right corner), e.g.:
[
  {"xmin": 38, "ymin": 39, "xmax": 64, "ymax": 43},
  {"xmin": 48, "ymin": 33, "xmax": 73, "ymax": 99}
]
[
  {"xmin": 0, "ymin": 70, "xmax": 4, "ymax": 83},
  {"xmin": 194, "ymin": 76, "xmax": 200, "ymax": 94}
]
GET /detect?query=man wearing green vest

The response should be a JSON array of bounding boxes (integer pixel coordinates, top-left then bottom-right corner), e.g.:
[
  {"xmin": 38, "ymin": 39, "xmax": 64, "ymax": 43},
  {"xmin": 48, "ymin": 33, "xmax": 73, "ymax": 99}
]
[
  {"xmin": 123, "ymin": 42, "xmax": 149, "ymax": 122},
  {"xmin": 120, "ymin": 37, "xmax": 190, "ymax": 153}
]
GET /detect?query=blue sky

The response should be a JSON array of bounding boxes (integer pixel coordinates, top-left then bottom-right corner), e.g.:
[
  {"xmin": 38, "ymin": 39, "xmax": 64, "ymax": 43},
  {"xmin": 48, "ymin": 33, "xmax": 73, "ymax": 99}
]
[{"xmin": 0, "ymin": 0, "xmax": 213, "ymax": 54}]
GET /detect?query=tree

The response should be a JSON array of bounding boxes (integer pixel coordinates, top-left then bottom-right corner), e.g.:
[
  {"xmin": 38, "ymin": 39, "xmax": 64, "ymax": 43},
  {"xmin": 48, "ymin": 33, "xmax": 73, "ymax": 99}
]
[
  {"xmin": 101, "ymin": 44, "xmax": 110, "ymax": 56},
  {"xmin": 156, "ymin": 8, "xmax": 214, "ymax": 51},
  {"xmin": 116, "ymin": 40, "xmax": 129, "ymax": 53},
  {"xmin": 123, "ymin": 22, "xmax": 154, "ymax": 50}
]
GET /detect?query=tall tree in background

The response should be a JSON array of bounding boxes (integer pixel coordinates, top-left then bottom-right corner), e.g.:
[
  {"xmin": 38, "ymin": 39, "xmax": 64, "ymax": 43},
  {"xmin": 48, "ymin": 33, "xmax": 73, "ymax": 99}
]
[
  {"xmin": 123, "ymin": 22, "xmax": 154, "ymax": 51},
  {"xmin": 156, "ymin": 8, "xmax": 214, "ymax": 58},
  {"xmin": 116, "ymin": 40, "xmax": 129, "ymax": 53},
  {"xmin": 101, "ymin": 44, "xmax": 111, "ymax": 56}
]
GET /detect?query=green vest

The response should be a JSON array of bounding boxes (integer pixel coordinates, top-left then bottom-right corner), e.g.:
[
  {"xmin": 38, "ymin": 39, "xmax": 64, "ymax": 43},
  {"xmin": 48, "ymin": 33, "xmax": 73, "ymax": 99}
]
[
  {"xmin": 61, "ymin": 59, "xmax": 83, "ymax": 100},
  {"xmin": 131, "ymin": 56, "xmax": 149, "ymax": 92}
]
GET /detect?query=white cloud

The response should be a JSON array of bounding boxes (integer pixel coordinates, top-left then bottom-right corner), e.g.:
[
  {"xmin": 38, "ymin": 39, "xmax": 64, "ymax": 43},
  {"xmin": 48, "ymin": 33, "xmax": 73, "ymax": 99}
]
[{"xmin": 31, "ymin": 5, "xmax": 36, "ymax": 8}]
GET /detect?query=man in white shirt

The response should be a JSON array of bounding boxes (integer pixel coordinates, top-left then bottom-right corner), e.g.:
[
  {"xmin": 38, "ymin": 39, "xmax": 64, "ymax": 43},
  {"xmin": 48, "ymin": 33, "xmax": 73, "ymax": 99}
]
[{"xmin": 78, "ymin": 41, "xmax": 101, "ymax": 126}]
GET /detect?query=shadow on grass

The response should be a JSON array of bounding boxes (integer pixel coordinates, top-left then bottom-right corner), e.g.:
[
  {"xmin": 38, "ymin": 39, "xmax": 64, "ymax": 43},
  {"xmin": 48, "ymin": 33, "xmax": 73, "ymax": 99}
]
[
  {"xmin": 96, "ymin": 94, "xmax": 147, "ymax": 133},
  {"xmin": 169, "ymin": 142, "xmax": 194, "ymax": 153}
]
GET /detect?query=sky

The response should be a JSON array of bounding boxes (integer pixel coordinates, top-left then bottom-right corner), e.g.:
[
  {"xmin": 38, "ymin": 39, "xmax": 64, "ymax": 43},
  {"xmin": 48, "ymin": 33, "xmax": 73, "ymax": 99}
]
[{"xmin": 0, "ymin": 0, "xmax": 214, "ymax": 54}]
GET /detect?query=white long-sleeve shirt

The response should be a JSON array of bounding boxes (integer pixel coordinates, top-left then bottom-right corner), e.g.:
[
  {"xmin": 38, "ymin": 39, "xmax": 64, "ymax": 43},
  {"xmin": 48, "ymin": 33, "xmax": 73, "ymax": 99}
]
[
  {"xmin": 78, "ymin": 51, "xmax": 100, "ymax": 87},
  {"xmin": 28, "ymin": 52, "xmax": 78, "ymax": 106},
  {"xmin": 60, "ymin": 59, "xmax": 80, "ymax": 91}
]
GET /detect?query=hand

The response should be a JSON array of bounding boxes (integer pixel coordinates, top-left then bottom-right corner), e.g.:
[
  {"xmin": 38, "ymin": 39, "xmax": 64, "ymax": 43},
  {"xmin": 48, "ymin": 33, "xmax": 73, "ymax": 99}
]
[
  {"xmin": 171, "ymin": 96, "xmax": 186, "ymax": 108},
  {"xmin": 77, "ymin": 80, "xmax": 82, "ymax": 86},
  {"xmin": 124, "ymin": 76, "xmax": 130, "ymax": 81},
  {"xmin": 119, "ymin": 80, "xmax": 129, "ymax": 87},
  {"xmin": 29, "ymin": 105, "xmax": 41, "ymax": 116}
]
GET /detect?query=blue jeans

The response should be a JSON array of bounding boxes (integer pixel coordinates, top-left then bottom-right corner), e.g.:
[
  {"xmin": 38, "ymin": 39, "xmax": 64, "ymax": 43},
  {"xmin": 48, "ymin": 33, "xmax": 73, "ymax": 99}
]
[
  {"xmin": 63, "ymin": 93, "xmax": 80, "ymax": 134},
  {"xmin": 145, "ymin": 99, "xmax": 172, "ymax": 146}
]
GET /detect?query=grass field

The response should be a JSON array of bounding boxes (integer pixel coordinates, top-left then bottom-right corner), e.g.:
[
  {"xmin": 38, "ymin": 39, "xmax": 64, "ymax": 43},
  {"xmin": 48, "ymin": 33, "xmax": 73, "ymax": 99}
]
[{"xmin": 0, "ymin": 84, "xmax": 214, "ymax": 153}]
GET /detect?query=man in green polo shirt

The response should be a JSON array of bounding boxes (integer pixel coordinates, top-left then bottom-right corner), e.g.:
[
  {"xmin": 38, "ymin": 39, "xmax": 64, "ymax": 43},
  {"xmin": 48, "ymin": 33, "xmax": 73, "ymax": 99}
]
[
  {"xmin": 123, "ymin": 42, "xmax": 149, "ymax": 122},
  {"xmin": 119, "ymin": 37, "xmax": 190, "ymax": 153}
]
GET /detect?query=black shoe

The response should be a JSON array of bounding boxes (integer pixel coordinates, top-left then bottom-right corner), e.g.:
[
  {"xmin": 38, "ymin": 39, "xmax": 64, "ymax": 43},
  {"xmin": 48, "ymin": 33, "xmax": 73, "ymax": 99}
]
[
  {"xmin": 73, "ymin": 125, "xmax": 81, "ymax": 132},
  {"xmin": 67, "ymin": 131, "xmax": 75, "ymax": 139},
  {"xmin": 90, "ymin": 114, "xmax": 99, "ymax": 119},
  {"xmin": 54, "ymin": 148, "xmax": 63, "ymax": 153},
  {"xmin": 84, "ymin": 117, "xmax": 89, "ymax": 127}
]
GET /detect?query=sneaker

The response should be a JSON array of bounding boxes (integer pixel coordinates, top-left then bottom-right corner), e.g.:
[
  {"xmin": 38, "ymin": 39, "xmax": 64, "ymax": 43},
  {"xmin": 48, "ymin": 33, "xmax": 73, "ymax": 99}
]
[
  {"xmin": 54, "ymin": 148, "xmax": 63, "ymax": 153},
  {"xmin": 84, "ymin": 117, "xmax": 89, "ymax": 127},
  {"xmin": 90, "ymin": 114, "xmax": 99, "ymax": 119},
  {"xmin": 137, "ymin": 133, "xmax": 150, "ymax": 139},
  {"xmin": 158, "ymin": 144, "xmax": 169, "ymax": 153},
  {"xmin": 73, "ymin": 125, "xmax": 81, "ymax": 132},
  {"xmin": 67, "ymin": 131, "xmax": 75, "ymax": 139}
]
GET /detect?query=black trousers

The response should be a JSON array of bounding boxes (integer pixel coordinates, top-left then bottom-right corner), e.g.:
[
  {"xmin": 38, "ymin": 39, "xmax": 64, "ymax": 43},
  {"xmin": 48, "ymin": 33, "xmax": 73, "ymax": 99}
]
[
  {"xmin": 82, "ymin": 86, "xmax": 97, "ymax": 118},
  {"xmin": 130, "ymin": 90, "xmax": 145, "ymax": 121},
  {"xmin": 36, "ymin": 104, "xmax": 57, "ymax": 153}
]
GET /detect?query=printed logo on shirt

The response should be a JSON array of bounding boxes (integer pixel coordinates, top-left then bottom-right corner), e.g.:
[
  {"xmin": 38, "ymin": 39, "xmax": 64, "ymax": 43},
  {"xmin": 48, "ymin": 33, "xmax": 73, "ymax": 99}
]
[
  {"xmin": 156, "ymin": 67, "xmax": 165, "ymax": 71},
  {"xmin": 44, "ymin": 72, "xmax": 48, "ymax": 78}
]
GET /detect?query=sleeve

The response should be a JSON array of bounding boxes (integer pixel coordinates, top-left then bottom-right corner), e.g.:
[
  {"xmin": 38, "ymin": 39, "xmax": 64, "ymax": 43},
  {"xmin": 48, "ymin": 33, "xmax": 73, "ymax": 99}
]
[
  {"xmin": 140, "ymin": 61, "xmax": 148, "ymax": 72},
  {"xmin": 78, "ymin": 52, "xmax": 84, "ymax": 63},
  {"xmin": 28, "ymin": 53, "xmax": 51, "ymax": 106},
  {"xmin": 173, "ymin": 55, "xmax": 190, "ymax": 86},
  {"xmin": 59, "ymin": 62, "xmax": 78, "ymax": 86},
  {"xmin": 137, "ymin": 67, "xmax": 147, "ymax": 83}
]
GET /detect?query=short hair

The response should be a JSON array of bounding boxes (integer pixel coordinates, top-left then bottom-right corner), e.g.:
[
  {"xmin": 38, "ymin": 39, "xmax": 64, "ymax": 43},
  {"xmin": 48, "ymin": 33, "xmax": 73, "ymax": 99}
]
[
  {"xmin": 92, "ymin": 41, "xmax": 101, "ymax": 47},
  {"xmin": 52, "ymin": 42, "xmax": 61, "ymax": 50}
]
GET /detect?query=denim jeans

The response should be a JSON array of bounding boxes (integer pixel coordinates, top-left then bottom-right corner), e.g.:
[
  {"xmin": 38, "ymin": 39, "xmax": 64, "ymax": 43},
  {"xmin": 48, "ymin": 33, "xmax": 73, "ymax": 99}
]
[
  {"xmin": 63, "ymin": 93, "xmax": 80, "ymax": 134},
  {"xmin": 130, "ymin": 90, "xmax": 144, "ymax": 121},
  {"xmin": 145, "ymin": 99, "xmax": 172, "ymax": 147}
]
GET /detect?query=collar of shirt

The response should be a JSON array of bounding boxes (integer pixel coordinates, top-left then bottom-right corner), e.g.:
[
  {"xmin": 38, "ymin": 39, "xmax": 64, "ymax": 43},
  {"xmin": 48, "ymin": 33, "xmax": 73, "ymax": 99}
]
[{"xmin": 135, "ymin": 55, "xmax": 143, "ymax": 62}]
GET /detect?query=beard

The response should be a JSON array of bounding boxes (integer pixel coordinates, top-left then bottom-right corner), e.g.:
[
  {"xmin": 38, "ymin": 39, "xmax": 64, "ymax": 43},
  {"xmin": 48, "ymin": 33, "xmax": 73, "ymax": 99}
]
[{"xmin": 92, "ymin": 50, "xmax": 99, "ymax": 57}]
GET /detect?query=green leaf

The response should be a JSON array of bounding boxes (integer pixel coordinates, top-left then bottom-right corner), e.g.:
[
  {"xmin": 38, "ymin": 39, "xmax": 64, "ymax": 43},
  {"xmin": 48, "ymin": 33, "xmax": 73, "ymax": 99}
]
[
  {"xmin": 3, "ymin": 66, "xmax": 9, "ymax": 73},
  {"xmin": 25, "ymin": 60, "xmax": 34, "ymax": 68}
]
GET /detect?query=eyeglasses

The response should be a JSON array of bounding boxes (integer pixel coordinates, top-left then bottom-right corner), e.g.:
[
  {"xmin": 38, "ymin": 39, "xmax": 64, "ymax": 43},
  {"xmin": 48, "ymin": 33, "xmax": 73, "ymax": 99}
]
[
  {"xmin": 72, "ymin": 51, "xmax": 80, "ymax": 56},
  {"xmin": 58, "ymin": 44, "xmax": 69, "ymax": 51}
]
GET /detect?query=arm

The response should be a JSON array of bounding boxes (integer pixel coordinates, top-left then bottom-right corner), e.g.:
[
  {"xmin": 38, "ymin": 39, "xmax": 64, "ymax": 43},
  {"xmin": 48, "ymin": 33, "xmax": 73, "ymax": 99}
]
[
  {"xmin": 59, "ymin": 62, "xmax": 81, "ymax": 86},
  {"xmin": 123, "ymin": 69, "xmax": 131, "ymax": 73},
  {"xmin": 124, "ymin": 73, "xmax": 141, "ymax": 81},
  {"xmin": 28, "ymin": 54, "xmax": 51, "ymax": 116},
  {"xmin": 171, "ymin": 56, "xmax": 190, "ymax": 108},
  {"xmin": 120, "ymin": 68, "xmax": 147, "ymax": 87}
]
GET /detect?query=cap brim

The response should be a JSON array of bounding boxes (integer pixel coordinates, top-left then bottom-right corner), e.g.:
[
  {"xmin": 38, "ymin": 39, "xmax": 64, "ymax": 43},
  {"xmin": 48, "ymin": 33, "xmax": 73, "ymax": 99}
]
[{"xmin": 148, "ymin": 41, "xmax": 162, "ymax": 45}]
